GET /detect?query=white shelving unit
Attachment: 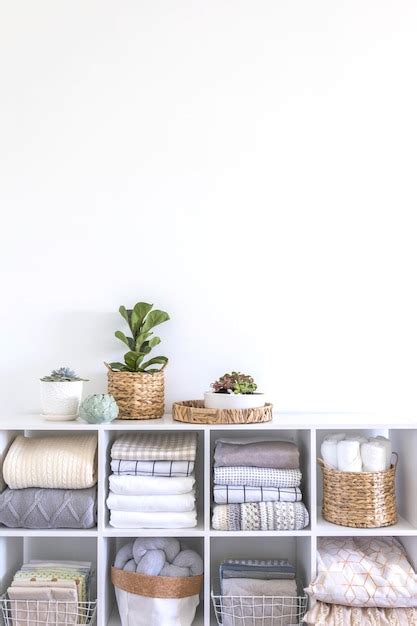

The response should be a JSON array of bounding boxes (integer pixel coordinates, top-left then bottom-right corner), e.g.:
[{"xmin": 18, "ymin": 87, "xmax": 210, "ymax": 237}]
[{"xmin": 0, "ymin": 412, "xmax": 416, "ymax": 626}]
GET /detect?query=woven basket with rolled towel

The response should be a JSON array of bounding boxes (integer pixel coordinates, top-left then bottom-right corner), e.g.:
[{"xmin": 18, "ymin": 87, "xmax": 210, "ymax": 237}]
[
  {"xmin": 112, "ymin": 538, "xmax": 203, "ymax": 626},
  {"xmin": 318, "ymin": 453, "xmax": 398, "ymax": 528}
]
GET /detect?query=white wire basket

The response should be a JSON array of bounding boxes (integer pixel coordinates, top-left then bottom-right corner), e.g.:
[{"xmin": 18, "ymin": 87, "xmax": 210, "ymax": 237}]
[
  {"xmin": 0, "ymin": 595, "xmax": 97, "ymax": 625},
  {"xmin": 211, "ymin": 593, "xmax": 308, "ymax": 626}
]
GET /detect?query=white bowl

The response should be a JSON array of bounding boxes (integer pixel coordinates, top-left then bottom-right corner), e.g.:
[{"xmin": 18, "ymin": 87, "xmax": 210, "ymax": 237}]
[{"xmin": 204, "ymin": 391, "xmax": 266, "ymax": 410}]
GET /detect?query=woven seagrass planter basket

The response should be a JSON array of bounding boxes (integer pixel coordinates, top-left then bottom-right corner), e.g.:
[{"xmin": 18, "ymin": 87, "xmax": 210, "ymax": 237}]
[
  {"xmin": 318, "ymin": 453, "xmax": 398, "ymax": 528},
  {"xmin": 172, "ymin": 400, "xmax": 273, "ymax": 425},
  {"xmin": 107, "ymin": 368, "xmax": 165, "ymax": 419}
]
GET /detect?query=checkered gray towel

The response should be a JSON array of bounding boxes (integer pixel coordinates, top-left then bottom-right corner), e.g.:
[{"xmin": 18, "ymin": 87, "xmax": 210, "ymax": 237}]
[{"xmin": 111, "ymin": 432, "xmax": 198, "ymax": 461}]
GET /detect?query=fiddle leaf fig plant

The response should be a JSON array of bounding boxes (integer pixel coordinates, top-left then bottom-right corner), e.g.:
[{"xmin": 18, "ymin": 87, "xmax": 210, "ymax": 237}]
[{"xmin": 108, "ymin": 302, "xmax": 170, "ymax": 373}]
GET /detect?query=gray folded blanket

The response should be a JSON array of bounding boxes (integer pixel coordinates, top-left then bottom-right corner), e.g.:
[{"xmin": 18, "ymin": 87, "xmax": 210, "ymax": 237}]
[
  {"xmin": 0, "ymin": 487, "xmax": 97, "ymax": 529},
  {"xmin": 114, "ymin": 537, "xmax": 203, "ymax": 577},
  {"xmin": 220, "ymin": 560, "xmax": 296, "ymax": 583},
  {"xmin": 214, "ymin": 440, "xmax": 299, "ymax": 469}
]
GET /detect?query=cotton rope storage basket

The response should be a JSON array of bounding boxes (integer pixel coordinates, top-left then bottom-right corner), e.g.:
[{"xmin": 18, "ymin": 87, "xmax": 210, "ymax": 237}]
[
  {"xmin": 111, "ymin": 567, "xmax": 203, "ymax": 626},
  {"xmin": 318, "ymin": 453, "xmax": 398, "ymax": 528},
  {"xmin": 172, "ymin": 400, "xmax": 273, "ymax": 425},
  {"xmin": 107, "ymin": 367, "xmax": 165, "ymax": 419}
]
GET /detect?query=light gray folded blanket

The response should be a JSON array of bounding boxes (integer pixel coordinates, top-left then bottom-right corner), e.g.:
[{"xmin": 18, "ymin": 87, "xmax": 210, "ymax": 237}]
[
  {"xmin": 0, "ymin": 487, "xmax": 97, "ymax": 529},
  {"xmin": 214, "ymin": 440, "xmax": 299, "ymax": 469},
  {"xmin": 114, "ymin": 538, "xmax": 203, "ymax": 577},
  {"xmin": 220, "ymin": 578, "xmax": 299, "ymax": 626}
]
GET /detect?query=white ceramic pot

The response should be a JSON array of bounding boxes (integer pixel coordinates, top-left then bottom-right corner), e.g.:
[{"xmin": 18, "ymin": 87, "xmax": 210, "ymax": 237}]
[
  {"xmin": 204, "ymin": 391, "xmax": 266, "ymax": 410},
  {"xmin": 40, "ymin": 380, "xmax": 84, "ymax": 419}
]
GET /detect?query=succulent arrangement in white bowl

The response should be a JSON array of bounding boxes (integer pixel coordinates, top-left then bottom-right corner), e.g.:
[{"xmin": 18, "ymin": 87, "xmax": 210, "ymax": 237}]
[
  {"xmin": 40, "ymin": 367, "xmax": 88, "ymax": 420},
  {"xmin": 204, "ymin": 371, "xmax": 266, "ymax": 410}
]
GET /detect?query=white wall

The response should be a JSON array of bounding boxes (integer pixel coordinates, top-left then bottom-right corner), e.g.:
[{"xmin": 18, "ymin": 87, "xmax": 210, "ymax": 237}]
[{"xmin": 1, "ymin": 0, "xmax": 416, "ymax": 417}]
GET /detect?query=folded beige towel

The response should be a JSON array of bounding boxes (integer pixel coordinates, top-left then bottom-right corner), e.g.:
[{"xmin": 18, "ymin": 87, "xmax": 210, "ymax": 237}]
[
  {"xmin": 3, "ymin": 435, "xmax": 97, "ymax": 489},
  {"xmin": 8, "ymin": 585, "xmax": 78, "ymax": 626}
]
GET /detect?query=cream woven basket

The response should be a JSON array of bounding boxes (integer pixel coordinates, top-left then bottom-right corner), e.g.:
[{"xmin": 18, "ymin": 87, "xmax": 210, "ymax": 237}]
[{"xmin": 318, "ymin": 453, "xmax": 398, "ymax": 528}]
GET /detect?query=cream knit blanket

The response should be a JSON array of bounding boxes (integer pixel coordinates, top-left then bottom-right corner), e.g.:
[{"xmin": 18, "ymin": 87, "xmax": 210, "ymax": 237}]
[{"xmin": 3, "ymin": 435, "xmax": 97, "ymax": 489}]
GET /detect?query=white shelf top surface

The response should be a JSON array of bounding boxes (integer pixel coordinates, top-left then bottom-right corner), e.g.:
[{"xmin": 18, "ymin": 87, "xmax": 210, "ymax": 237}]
[{"xmin": 2, "ymin": 411, "xmax": 416, "ymax": 430}]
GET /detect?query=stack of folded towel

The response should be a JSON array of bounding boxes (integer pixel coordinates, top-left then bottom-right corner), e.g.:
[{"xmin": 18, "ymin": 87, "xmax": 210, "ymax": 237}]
[
  {"xmin": 108, "ymin": 432, "xmax": 198, "ymax": 528},
  {"xmin": 219, "ymin": 559, "xmax": 299, "ymax": 626},
  {"xmin": 321, "ymin": 433, "xmax": 393, "ymax": 472},
  {"xmin": 212, "ymin": 438, "xmax": 309, "ymax": 531},
  {"xmin": 0, "ymin": 435, "xmax": 98, "ymax": 529},
  {"xmin": 304, "ymin": 537, "xmax": 417, "ymax": 625},
  {"xmin": 7, "ymin": 559, "xmax": 93, "ymax": 625}
]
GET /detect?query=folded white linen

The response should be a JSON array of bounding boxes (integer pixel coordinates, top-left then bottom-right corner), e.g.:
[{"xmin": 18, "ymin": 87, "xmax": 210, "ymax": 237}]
[
  {"xmin": 107, "ymin": 491, "xmax": 195, "ymax": 512},
  {"xmin": 109, "ymin": 474, "xmax": 195, "ymax": 496},
  {"xmin": 361, "ymin": 441, "xmax": 387, "ymax": 472},
  {"xmin": 109, "ymin": 508, "xmax": 197, "ymax": 528},
  {"xmin": 223, "ymin": 577, "xmax": 298, "ymax": 597},
  {"xmin": 337, "ymin": 440, "xmax": 362, "ymax": 472},
  {"xmin": 369, "ymin": 436, "xmax": 392, "ymax": 470},
  {"xmin": 321, "ymin": 434, "xmax": 346, "ymax": 468}
]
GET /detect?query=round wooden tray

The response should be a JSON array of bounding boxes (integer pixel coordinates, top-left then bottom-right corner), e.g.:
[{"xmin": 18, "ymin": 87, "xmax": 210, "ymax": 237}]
[{"xmin": 172, "ymin": 400, "xmax": 273, "ymax": 425}]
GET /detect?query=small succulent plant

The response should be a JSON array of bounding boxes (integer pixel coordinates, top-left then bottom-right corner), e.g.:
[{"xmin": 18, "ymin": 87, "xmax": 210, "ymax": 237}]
[
  {"xmin": 108, "ymin": 302, "xmax": 170, "ymax": 373},
  {"xmin": 79, "ymin": 394, "xmax": 119, "ymax": 423},
  {"xmin": 41, "ymin": 367, "xmax": 88, "ymax": 382},
  {"xmin": 211, "ymin": 371, "xmax": 257, "ymax": 395}
]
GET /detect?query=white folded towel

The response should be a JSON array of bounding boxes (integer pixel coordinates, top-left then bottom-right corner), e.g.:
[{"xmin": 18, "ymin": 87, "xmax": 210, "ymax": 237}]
[
  {"xmin": 321, "ymin": 434, "xmax": 346, "ymax": 468},
  {"xmin": 337, "ymin": 440, "xmax": 362, "ymax": 472},
  {"xmin": 345, "ymin": 435, "xmax": 369, "ymax": 444},
  {"xmin": 361, "ymin": 440, "xmax": 387, "ymax": 472},
  {"xmin": 109, "ymin": 474, "xmax": 195, "ymax": 496},
  {"xmin": 369, "ymin": 436, "xmax": 392, "ymax": 469},
  {"xmin": 109, "ymin": 508, "xmax": 197, "ymax": 529},
  {"xmin": 107, "ymin": 491, "xmax": 196, "ymax": 513}
]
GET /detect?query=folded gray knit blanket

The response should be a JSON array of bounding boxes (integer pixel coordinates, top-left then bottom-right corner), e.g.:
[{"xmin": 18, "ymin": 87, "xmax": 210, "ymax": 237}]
[
  {"xmin": 114, "ymin": 537, "xmax": 203, "ymax": 577},
  {"xmin": 0, "ymin": 487, "xmax": 97, "ymax": 529},
  {"xmin": 214, "ymin": 440, "xmax": 299, "ymax": 469},
  {"xmin": 212, "ymin": 502, "xmax": 309, "ymax": 531}
]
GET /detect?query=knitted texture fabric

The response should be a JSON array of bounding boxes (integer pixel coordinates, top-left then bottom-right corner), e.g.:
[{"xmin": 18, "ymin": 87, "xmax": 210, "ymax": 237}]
[
  {"xmin": 304, "ymin": 603, "xmax": 417, "ymax": 626},
  {"xmin": 212, "ymin": 502, "xmax": 309, "ymax": 531},
  {"xmin": 213, "ymin": 466, "xmax": 302, "ymax": 488},
  {"xmin": 2, "ymin": 435, "xmax": 97, "ymax": 489},
  {"xmin": 0, "ymin": 486, "xmax": 97, "ymax": 529}
]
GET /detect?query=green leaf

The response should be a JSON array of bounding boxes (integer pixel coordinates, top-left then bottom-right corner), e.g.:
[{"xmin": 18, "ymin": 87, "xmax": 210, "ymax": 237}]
[
  {"xmin": 124, "ymin": 351, "xmax": 139, "ymax": 370},
  {"xmin": 139, "ymin": 337, "xmax": 161, "ymax": 355},
  {"xmin": 141, "ymin": 356, "xmax": 168, "ymax": 371},
  {"xmin": 108, "ymin": 362, "xmax": 128, "ymax": 371},
  {"xmin": 119, "ymin": 306, "xmax": 134, "ymax": 333},
  {"xmin": 131, "ymin": 302, "xmax": 153, "ymax": 335},
  {"xmin": 115, "ymin": 331, "xmax": 134, "ymax": 350},
  {"xmin": 141, "ymin": 310, "xmax": 170, "ymax": 334},
  {"xmin": 136, "ymin": 354, "xmax": 145, "ymax": 369},
  {"xmin": 135, "ymin": 331, "xmax": 152, "ymax": 352}
]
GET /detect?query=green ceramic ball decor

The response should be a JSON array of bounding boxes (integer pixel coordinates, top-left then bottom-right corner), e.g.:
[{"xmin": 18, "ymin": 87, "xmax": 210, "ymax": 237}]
[{"xmin": 79, "ymin": 394, "xmax": 119, "ymax": 424}]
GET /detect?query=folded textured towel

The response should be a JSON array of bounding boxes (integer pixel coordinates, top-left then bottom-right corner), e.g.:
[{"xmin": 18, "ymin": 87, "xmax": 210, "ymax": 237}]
[
  {"xmin": 107, "ymin": 491, "xmax": 195, "ymax": 512},
  {"xmin": 212, "ymin": 502, "xmax": 309, "ymax": 531},
  {"xmin": 220, "ymin": 559, "xmax": 296, "ymax": 582},
  {"xmin": 213, "ymin": 467, "xmax": 302, "ymax": 488},
  {"xmin": 220, "ymin": 578, "xmax": 299, "ymax": 626},
  {"xmin": 320, "ymin": 434, "xmax": 346, "ymax": 468},
  {"xmin": 110, "ymin": 459, "xmax": 195, "ymax": 477},
  {"xmin": 109, "ymin": 474, "xmax": 195, "ymax": 496},
  {"xmin": 336, "ymin": 439, "xmax": 362, "ymax": 472},
  {"xmin": 214, "ymin": 440, "xmax": 299, "ymax": 469},
  {"xmin": 214, "ymin": 485, "xmax": 302, "ymax": 504},
  {"xmin": 3, "ymin": 434, "xmax": 97, "ymax": 489},
  {"xmin": 109, "ymin": 508, "xmax": 197, "ymax": 529},
  {"xmin": 0, "ymin": 486, "xmax": 97, "ymax": 529},
  {"xmin": 111, "ymin": 432, "xmax": 197, "ymax": 461},
  {"xmin": 304, "ymin": 603, "xmax": 417, "ymax": 625}
]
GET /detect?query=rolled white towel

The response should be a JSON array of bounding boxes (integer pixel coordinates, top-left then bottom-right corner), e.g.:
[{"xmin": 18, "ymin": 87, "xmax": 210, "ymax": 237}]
[
  {"xmin": 337, "ymin": 440, "xmax": 362, "ymax": 472},
  {"xmin": 369, "ymin": 436, "xmax": 392, "ymax": 470},
  {"xmin": 321, "ymin": 433, "xmax": 345, "ymax": 468},
  {"xmin": 345, "ymin": 435, "xmax": 368, "ymax": 445},
  {"xmin": 361, "ymin": 440, "xmax": 387, "ymax": 472}
]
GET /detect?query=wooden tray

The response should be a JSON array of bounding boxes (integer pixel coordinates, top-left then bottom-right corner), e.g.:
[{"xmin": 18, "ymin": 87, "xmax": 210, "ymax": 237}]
[{"xmin": 172, "ymin": 400, "xmax": 273, "ymax": 425}]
